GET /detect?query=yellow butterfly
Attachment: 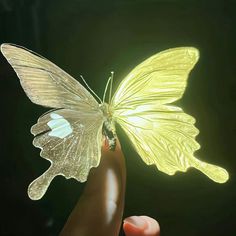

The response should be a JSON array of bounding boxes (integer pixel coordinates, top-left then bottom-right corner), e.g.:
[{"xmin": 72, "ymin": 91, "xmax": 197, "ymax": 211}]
[{"xmin": 1, "ymin": 44, "xmax": 229, "ymax": 200}]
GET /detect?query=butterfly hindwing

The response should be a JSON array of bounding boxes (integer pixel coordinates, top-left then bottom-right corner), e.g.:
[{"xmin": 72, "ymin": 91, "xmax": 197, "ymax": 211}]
[
  {"xmin": 114, "ymin": 104, "xmax": 228, "ymax": 182},
  {"xmin": 29, "ymin": 109, "xmax": 104, "ymax": 200},
  {"xmin": 112, "ymin": 47, "xmax": 229, "ymax": 183}
]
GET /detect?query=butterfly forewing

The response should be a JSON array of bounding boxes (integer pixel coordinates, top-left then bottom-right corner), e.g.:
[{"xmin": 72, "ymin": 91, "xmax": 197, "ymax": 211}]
[
  {"xmin": 29, "ymin": 109, "xmax": 104, "ymax": 200},
  {"xmin": 112, "ymin": 47, "xmax": 199, "ymax": 110},
  {"xmin": 1, "ymin": 44, "xmax": 98, "ymax": 109},
  {"xmin": 111, "ymin": 47, "xmax": 229, "ymax": 183}
]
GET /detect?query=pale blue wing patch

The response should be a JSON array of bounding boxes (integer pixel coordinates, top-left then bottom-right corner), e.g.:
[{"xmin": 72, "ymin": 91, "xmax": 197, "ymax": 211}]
[{"xmin": 47, "ymin": 113, "xmax": 73, "ymax": 138}]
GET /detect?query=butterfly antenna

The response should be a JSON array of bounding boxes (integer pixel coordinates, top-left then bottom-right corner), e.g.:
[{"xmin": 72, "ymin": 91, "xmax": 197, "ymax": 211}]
[
  {"xmin": 80, "ymin": 75, "xmax": 102, "ymax": 103},
  {"xmin": 102, "ymin": 75, "xmax": 112, "ymax": 103},
  {"xmin": 108, "ymin": 71, "xmax": 114, "ymax": 104}
]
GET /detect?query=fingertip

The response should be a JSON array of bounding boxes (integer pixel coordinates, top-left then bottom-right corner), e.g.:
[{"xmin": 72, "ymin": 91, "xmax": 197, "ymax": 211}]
[
  {"xmin": 123, "ymin": 216, "xmax": 147, "ymax": 236},
  {"xmin": 123, "ymin": 216, "xmax": 160, "ymax": 236},
  {"xmin": 139, "ymin": 216, "xmax": 160, "ymax": 236}
]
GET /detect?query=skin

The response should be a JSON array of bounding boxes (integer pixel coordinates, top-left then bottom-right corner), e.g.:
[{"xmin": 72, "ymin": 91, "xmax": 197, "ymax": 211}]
[{"xmin": 60, "ymin": 139, "xmax": 160, "ymax": 236}]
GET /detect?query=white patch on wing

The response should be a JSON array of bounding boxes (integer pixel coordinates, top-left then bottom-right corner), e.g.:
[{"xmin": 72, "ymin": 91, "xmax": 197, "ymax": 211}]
[
  {"xmin": 47, "ymin": 113, "xmax": 73, "ymax": 138},
  {"xmin": 105, "ymin": 168, "xmax": 118, "ymax": 224}
]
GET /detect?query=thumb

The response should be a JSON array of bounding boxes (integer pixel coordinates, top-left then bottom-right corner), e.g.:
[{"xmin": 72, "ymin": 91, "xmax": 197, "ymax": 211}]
[{"xmin": 123, "ymin": 216, "xmax": 160, "ymax": 236}]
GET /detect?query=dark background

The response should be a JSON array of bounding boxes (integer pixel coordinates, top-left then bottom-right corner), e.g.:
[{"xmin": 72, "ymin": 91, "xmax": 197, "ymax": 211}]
[{"xmin": 0, "ymin": 0, "xmax": 235, "ymax": 235}]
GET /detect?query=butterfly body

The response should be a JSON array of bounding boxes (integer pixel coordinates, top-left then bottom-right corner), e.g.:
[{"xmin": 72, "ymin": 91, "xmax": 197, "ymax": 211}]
[
  {"xmin": 1, "ymin": 44, "xmax": 228, "ymax": 200},
  {"xmin": 100, "ymin": 102, "xmax": 117, "ymax": 151}
]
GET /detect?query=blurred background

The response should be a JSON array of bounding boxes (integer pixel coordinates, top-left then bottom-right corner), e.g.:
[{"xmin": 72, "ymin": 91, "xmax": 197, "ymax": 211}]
[{"xmin": 0, "ymin": 0, "xmax": 235, "ymax": 235}]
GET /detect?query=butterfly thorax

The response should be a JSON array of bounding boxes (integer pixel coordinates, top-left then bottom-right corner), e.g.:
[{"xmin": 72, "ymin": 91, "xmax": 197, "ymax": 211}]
[{"xmin": 99, "ymin": 103, "xmax": 116, "ymax": 151}]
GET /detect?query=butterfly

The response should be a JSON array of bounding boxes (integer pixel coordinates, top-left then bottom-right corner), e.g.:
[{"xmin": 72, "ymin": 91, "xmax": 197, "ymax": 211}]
[{"xmin": 1, "ymin": 44, "xmax": 229, "ymax": 200}]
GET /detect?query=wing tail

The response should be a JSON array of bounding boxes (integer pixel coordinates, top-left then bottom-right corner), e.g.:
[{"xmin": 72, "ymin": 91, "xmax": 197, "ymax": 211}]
[
  {"xmin": 193, "ymin": 159, "xmax": 229, "ymax": 183},
  {"xmin": 28, "ymin": 165, "xmax": 56, "ymax": 200}
]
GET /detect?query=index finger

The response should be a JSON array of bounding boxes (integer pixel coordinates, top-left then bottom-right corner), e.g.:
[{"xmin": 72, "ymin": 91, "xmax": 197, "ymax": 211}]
[{"xmin": 60, "ymin": 138, "xmax": 126, "ymax": 236}]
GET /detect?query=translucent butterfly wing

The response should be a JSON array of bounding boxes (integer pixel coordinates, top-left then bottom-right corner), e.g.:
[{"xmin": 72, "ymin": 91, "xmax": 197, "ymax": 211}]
[
  {"xmin": 1, "ymin": 44, "xmax": 105, "ymax": 199},
  {"xmin": 114, "ymin": 104, "xmax": 228, "ymax": 183},
  {"xmin": 112, "ymin": 47, "xmax": 199, "ymax": 109},
  {"xmin": 111, "ymin": 47, "xmax": 229, "ymax": 183},
  {"xmin": 1, "ymin": 43, "xmax": 98, "ymax": 109},
  {"xmin": 29, "ymin": 109, "xmax": 103, "ymax": 200}
]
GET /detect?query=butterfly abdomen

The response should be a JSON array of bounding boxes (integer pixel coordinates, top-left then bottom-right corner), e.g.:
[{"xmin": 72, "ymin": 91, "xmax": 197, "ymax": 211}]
[{"xmin": 103, "ymin": 120, "xmax": 116, "ymax": 151}]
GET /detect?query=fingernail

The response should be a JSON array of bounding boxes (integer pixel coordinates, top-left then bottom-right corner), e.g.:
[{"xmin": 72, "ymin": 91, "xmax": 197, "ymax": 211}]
[{"xmin": 124, "ymin": 216, "xmax": 147, "ymax": 229}]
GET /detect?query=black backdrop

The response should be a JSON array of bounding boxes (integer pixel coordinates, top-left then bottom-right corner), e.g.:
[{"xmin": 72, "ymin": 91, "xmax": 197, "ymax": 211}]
[{"xmin": 0, "ymin": 0, "xmax": 235, "ymax": 235}]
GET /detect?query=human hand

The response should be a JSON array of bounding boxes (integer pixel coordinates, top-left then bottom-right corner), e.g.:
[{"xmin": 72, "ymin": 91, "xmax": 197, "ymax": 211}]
[{"xmin": 60, "ymin": 139, "xmax": 160, "ymax": 236}]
